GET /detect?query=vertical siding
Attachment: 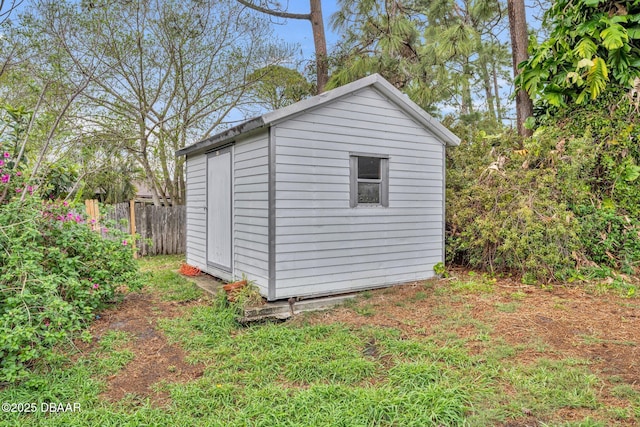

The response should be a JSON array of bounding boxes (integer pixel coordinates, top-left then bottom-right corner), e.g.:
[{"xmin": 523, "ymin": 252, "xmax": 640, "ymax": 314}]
[
  {"xmin": 185, "ymin": 154, "xmax": 207, "ymax": 271},
  {"xmin": 274, "ymin": 87, "xmax": 445, "ymax": 299},
  {"xmin": 234, "ymin": 131, "xmax": 270, "ymax": 294}
]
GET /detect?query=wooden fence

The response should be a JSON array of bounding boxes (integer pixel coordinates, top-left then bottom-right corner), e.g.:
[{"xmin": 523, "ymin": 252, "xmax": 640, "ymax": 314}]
[{"xmin": 97, "ymin": 201, "xmax": 186, "ymax": 256}]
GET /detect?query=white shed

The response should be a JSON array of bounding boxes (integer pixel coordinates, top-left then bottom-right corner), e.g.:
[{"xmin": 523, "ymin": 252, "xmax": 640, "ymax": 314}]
[{"xmin": 176, "ymin": 74, "xmax": 460, "ymax": 301}]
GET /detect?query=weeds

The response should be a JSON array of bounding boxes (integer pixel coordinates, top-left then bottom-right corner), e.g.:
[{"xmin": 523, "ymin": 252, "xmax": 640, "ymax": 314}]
[
  {"xmin": 447, "ymin": 272, "xmax": 496, "ymax": 294},
  {"xmin": 495, "ymin": 302, "xmax": 519, "ymax": 313},
  {"xmin": 354, "ymin": 304, "xmax": 376, "ymax": 316},
  {"xmin": 0, "ymin": 258, "xmax": 636, "ymax": 426}
]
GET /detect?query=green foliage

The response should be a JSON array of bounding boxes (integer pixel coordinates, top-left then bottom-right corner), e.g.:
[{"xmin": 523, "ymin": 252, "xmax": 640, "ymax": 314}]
[
  {"xmin": 247, "ymin": 65, "xmax": 313, "ymax": 110},
  {"xmin": 329, "ymin": 0, "xmax": 428, "ymax": 97},
  {"xmin": 433, "ymin": 261, "xmax": 449, "ymax": 277},
  {"xmin": 518, "ymin": 0, "xmax": 640, "ymax": 108},
  {"xmin": 330, "ymin": 0, "xmax": 509, "ymax": 120},
  {"xmin": 447, "ymin": 130, "xmax": 582, "ymax": 281},
  {"xmin": 447, "ymin": 95, "xmax": 640, "ymax": 280},
  {"xmin": 0, "ymin": 184, "xmax": 142, "ymax": 383},
  {"xmin": 576, "ymin": 205, "xmax": 640, "ymax": 273},
  {"xmin": 40, "ymin": 161, "xmax": 78, "ymax": 200}
]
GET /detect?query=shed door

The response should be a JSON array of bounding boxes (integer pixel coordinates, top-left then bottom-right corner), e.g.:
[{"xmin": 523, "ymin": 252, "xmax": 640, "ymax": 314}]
[{"xmin": 207, "ymin": 149, "xmax": 232, "ymax": 271}]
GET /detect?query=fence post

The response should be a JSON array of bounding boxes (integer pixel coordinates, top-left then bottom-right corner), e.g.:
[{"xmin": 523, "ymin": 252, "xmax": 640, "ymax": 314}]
[
  {"xmin": 129, "ymin": 199, "xmax": 138, "ymax": 259},
  {"xmin": 85, "ymin": 199, "xmax": 100, "ymax": 231}
]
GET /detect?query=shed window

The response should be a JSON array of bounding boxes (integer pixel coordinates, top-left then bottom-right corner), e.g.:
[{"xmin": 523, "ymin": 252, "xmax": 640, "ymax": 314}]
[{"xmin": 350, "ymin": 155, "xmax": 389, "ymax": 207}]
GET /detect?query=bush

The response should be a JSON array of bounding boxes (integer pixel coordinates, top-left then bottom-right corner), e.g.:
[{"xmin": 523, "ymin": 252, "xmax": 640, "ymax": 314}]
[
  {"xmin": 575, "ymin": 205, "xmax": 640, "ymax": 274},
  {"xmin": 447, "ymin": 134, "xmax": 582, "ymax": 281},
  {"xmin": 0, "ymin": 160, "xmax": 142, "ymax": 382},
  {"xmin": 446, "ymin": 95, "xmax": 640, "ymax": 281}
]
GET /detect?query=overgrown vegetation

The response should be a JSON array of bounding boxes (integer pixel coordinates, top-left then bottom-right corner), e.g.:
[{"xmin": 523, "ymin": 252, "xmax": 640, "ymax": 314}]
[
  {"xmin": 0, "ymin": 148, "xmax": 142, "ymax": 383},
  {"xmin": 447, "ymin": 93, "xmax": 640, "ymax": 283}
]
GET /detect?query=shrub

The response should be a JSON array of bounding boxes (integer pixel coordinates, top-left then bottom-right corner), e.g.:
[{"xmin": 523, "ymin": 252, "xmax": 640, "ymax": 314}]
[
  {"xmin": 446, "ymin": 95, "xmax": 640, "ymax": 281},
  {"xmin": 0, "ymin": 154, "xmax": 142, "ymax": 383},
  {"xmin": 575, "ymin": 205, "xmax": 640, "ymax": 274},
  {"xmin": 447, "ymin": 136, "xmax": 582, "ymax": 281}
]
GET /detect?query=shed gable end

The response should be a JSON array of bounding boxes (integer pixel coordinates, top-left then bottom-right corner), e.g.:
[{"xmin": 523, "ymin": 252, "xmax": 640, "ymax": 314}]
[{"xmin": 272, "ymin": 86, "xmax": 445, "ymax": 299}]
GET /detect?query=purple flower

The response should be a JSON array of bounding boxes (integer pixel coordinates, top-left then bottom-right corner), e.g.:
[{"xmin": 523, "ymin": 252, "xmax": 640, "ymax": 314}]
[
  {"xmin": 0, "ymin": 160, "xmax": 4, "ymax": 167},
  {"xmin": 3, "ymin": 152, "xmax": 9, "ymax": 158},
  {"xmin": 16, "ymin": 171, "xmax": 21, "ymax": 177},
  {"xmin": 27, "ymin": 186, "xmax": 33, "ymax": 194},
  {"xmin": 122, "ymin": 240, "xmax": 128, "ymax": 246},
  {"xmin": 15, "ymin": 188, "xmax": 21, "ymax": 193},
  {"xmin": 1, "ymin": 174, "xmax": 9, "ymax": 184},
  {"xmin": 92, "ymin": 283, "xmax": 99, "ymax": 289},
  {"xmin": 63, "ymin": 201, "xmax": 68, "ymax": 207}
]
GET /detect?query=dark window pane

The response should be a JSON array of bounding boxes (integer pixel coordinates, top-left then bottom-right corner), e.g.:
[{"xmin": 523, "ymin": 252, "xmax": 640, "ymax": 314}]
[
  {"xmin": 358, "ymin": 157, "xmax": 380, "ymax": 179},
  {"xmin": 358, "ymin": 182, "xmax": 380, "ymax": 203}
]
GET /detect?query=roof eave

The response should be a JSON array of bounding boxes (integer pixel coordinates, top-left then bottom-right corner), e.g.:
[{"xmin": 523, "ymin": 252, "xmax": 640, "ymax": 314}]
[{"xmin": 175, "ymin": 117, "xmax": 265, "ymax": 157}]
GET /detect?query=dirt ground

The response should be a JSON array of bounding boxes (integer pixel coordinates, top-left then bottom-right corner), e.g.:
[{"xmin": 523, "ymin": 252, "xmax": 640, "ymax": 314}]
[
  {"xmin": 306, "ymin": 276, "xmax": 640, "ymax": 385},
  {"xmin": 79, "ymin": 270, "xmax": 640, "ymax": 412},
  {"xmin": 76, "ymin": 291, "xmax": 205, "ymax": 406}
]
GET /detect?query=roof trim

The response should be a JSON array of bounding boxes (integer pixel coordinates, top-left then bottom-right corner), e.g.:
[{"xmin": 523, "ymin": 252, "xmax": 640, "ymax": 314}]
[
  {"xmin": 176, "ymin": 73, "xmax": 460, "ymax": 157},
  {"xmin": 175, "ymin": 117, "xmax": 265, "ymax": 157}
]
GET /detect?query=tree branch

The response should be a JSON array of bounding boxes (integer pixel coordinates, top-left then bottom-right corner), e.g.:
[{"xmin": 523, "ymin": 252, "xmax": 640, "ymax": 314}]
[{"xmin": 236, "ymin": 0, "xmax": 310, "ymax": 20}]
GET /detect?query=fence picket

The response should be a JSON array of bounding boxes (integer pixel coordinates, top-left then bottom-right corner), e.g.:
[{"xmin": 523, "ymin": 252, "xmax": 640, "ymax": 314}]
[{"xmin": 103, "ymin": 201, "xmax": 185, "ymax": 256}]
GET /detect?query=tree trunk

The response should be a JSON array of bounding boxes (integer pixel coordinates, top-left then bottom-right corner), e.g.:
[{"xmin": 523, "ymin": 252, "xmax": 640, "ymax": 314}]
[
  {"xmin": 482, "ymin": 61, "xmax": 496, "ymax": 121},
  {"xmin": 492, "ymin": 61, "xmax": 503, "ymax": 123},
  {"xmin": 175, "ymin": 159, "xmax": 185, "ymax": 205},
  {"xmin": 460, "ymin": 61, "xmax": 473, "ymax": 116},
  {"xmin": 141, "ymin": 160, "xmax": 162, "ymax": 206},
  {"xmin": 236, "ymin": 0, "xmax": 329, "ymax": 94},
  {"xmin": 309, "ymin": 0, "xmax": 328, "ymax": 93},
  {"xmin": 507, "ymin": 0, "xmax": 533, "ymax": 137}
]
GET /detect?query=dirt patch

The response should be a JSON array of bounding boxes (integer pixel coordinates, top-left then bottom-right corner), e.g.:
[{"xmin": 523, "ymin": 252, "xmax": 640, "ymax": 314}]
[
  {"xmin": 76, "ymin": 290, "xmax": 206, "ymax": 406},
  {"xmin": 298, "ymin": 272, "xmax": 640, "ymax": 390},
  {"xmin": 489, "ymin": 284, "xmax": 640, "ymax": 385}
]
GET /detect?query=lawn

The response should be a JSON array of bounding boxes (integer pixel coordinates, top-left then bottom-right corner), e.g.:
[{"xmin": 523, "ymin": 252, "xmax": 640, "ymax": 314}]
[{"xmin": 1, "ymin": 255, "xmax": 639, "ymax": 426}]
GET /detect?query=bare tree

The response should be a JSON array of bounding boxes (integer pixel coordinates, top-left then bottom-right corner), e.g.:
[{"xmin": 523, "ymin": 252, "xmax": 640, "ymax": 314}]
[
  {"xmin": 237, "ymin": 0, "xmax": 328, "ymax": 93},
  {"xmin": 28, "ymin": 0, "xmax": 291, "ymax": 205},
  {"xmin": 0, "ymin": 0, "xmax": 22, "ymax": 25},
  {"xmin": 507, "ymin": 0, "xmax": 534, "ymax": 136}
]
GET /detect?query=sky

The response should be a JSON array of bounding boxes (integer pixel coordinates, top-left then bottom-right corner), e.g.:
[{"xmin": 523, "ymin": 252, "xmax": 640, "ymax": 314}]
[{"xmin": 264, "ymin": 1, "xmax": 341, "ymax": 62}]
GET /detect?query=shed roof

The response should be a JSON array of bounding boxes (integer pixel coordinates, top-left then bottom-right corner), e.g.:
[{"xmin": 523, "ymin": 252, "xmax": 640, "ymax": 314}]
[{"xmin": 176, "ymin": 73, "xmax": 460, "ymax": 157}]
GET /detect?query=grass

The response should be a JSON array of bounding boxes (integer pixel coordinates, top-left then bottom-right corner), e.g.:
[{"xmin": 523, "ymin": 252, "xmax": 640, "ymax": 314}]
[
  {"xmin": 147, "ymin": 269, "xmax": 203, "ymax": 302},
  {"xmin": 496, "ymin": 301, "xmax": 519, "ymax": 313},
  {"xmin": 578, "ymin": 334, "xmax": 637, "ymax": 347},
  {"xmin": 434, "ymin": 273, "xmax": 496, "ymax": 297},
  {"xmin": 140, "ymin": 255, "xmax": 204, "ymax": 302},
  {"xmin": 0, "ymin": 256, "xmax": 637, "ymax": 426}
]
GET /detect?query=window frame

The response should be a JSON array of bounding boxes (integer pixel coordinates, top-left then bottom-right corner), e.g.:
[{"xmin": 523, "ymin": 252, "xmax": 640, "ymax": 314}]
[{"xmin": 349, "ymin": 153, "xmax": 389, "ymax": 208}]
